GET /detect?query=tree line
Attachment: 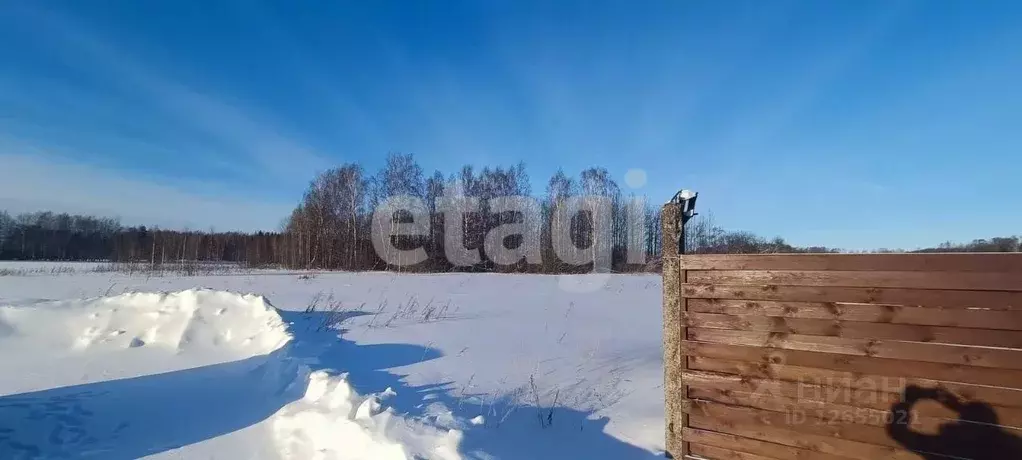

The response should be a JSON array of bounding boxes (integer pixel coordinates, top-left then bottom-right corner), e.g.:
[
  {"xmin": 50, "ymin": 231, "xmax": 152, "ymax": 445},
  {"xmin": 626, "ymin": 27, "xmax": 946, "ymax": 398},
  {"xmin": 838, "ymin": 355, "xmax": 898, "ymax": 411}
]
[
  {"xmin": 280, "ymin": 154, "xmax": 848, "ymax": 271},
  {"xmin": 0, "ymin": 210, "xmax": 291, "ymax": 266},
  {"xmin": 904, "ymin": 237, "xmax": 1022, "ymax": 253},
  {"xmin": 17, "ymin": 153, "xmax": 1016, "ymax": 271},
  {"xmin": 280, "ymin": 154, "xmax": 659, "ymax": 272}
]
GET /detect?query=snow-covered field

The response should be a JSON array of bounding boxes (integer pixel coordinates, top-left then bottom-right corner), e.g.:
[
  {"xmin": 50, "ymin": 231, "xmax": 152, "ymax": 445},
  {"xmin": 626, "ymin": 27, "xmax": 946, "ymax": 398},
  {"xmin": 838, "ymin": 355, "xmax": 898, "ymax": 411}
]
[{"xmin": 0, "ymin": 265, "xmax": 665, "ymax": 459}]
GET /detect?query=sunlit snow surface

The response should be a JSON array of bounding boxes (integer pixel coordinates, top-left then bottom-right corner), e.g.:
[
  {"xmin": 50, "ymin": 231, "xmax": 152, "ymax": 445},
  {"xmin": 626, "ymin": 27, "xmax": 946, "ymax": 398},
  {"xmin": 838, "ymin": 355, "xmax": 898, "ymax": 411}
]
[{"xmin": 0, "ymin": 264, "xmax": 663, "ymax": 459}]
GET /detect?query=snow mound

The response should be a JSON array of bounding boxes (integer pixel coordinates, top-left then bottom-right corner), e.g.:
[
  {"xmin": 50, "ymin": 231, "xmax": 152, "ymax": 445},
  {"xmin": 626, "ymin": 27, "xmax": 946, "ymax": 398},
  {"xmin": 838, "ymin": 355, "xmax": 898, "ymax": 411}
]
[
  {"xmin": 274, "ymin": 371, "xmax": 463, "ymax": 460},
  {"xmin": 1, "ymin": 290, "xmax": 290, "ymax": 357},
  {"xmin": 0, "ymin": 289, "xmax": 462, "ymax": 459}
]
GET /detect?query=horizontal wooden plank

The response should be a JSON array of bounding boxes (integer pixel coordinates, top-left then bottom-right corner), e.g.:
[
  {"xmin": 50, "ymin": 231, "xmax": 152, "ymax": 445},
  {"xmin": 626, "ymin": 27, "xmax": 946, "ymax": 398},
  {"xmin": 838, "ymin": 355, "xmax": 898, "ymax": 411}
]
[
  {"xmin": 683, "ymin": 399, "xmax": 903, "ymax": 448},
  {"xmin": 682, "ymin": 427, "xmax": 851, "ymax": 460},
  {"xmin": 689, "ymin": 328, "xmax": 1022, "ymax": 370},
  {"xmin": 689, "ymin": 406, "xmax": 1021, "ymax": 459},
  {"xmin": 685, "ymin": 383, "xmax": 1022, "ymax": 430},
  {"xmin": 683, "ymin": 312, "xmax": 1022, "ymax": 348},
  {"xmin": 688, "ymin": 270, "xmax": 1022, "ymax": 291},
  {"xmin": 680, "ymin": 253, "xmax": 1022, "ymax": 272},
  {"xmin": 683, "ymin": 370, "xmax": 899, "ymax": 411},
  {"xmin": 682, "ymin": 284, "xmax": 1022, "ymax": 310},
  {"xmin": 687, "ymin": 386, "xmax": 891, "ymax": 426},
  {"xmin": 688, "ymin": 414, "xmax": 919, "ymax": 460},
  {"xmin": 689, "ymin": 443, "xmax": 785, "ymax": 460},
  {"xmin": 687, "ymin": 358, "xmax": 1022, "ymax": 409},
  {"xmin": 688, "ymin": 299, "xmax": 1022, "ymax": 331},
  {"xmin": 681, "ymin": 341, "xmax": 1022, "ymax": 388}
]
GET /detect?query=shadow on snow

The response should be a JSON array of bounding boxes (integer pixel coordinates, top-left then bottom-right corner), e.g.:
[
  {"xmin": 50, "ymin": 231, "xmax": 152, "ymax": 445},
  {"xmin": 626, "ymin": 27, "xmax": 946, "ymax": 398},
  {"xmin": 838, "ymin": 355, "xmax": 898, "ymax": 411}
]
[
  {"xmin": 283, "ymin": 310, "xmax": 660, "ymax": 460},
  {"xmin": 0, "ymin": 309, "xmax": 657, "ymax": 459}
]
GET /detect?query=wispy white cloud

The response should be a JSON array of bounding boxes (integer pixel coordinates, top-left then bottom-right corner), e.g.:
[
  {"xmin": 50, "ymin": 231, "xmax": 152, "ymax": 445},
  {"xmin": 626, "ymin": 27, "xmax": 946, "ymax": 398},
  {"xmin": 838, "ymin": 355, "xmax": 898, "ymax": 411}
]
[
  {"xmin": 6, "ymin": 3, "xmax": 329, "ymax": 184},
  {"xmin": 0, "ymin": 150, "xmax": 293, "ymax": 231},
  {"xmin": 715, "ymin": 3, "xmax": 913, "ymax": 152},
  {"xmin": 0, "ymin": 3, "xmax": 330, "ymax": 229}
]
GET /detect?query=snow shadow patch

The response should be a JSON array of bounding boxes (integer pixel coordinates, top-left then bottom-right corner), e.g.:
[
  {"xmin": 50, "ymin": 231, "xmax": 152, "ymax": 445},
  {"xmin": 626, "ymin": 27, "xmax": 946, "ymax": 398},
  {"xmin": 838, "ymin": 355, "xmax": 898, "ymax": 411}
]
[
  {"xmin": 1, "ymin": 306, "xmax": 656, "ymax": 459},
  {"xmin": 0, "ymin": 308, "xmax": 451, "ymax": 460},
  {"xmin": 0, "ymin": 347, "xmax": 302, "ymax": 459},
  {"xmin": 283, "ymin": 310, "xmax": 660, "ymax": 459}
]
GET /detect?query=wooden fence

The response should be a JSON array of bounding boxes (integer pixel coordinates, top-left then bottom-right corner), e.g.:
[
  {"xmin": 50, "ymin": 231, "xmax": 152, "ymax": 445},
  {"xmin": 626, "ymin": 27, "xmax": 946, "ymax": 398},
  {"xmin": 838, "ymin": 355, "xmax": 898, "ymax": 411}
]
[{"xmin": 662, "ymin": 203, "xmax": 1022, "ymax": 460}]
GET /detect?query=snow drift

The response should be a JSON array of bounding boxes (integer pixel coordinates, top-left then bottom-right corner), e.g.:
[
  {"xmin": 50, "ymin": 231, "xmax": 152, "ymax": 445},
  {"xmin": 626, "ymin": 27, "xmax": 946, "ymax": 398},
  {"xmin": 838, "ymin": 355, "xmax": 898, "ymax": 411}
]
[
  {"xmin": 1, "ymin": 290, "xmax": 290, "ymax": 357},
  {"xmin": 0, "ymin": 289, "xmax": 461, "ymax": 459}
]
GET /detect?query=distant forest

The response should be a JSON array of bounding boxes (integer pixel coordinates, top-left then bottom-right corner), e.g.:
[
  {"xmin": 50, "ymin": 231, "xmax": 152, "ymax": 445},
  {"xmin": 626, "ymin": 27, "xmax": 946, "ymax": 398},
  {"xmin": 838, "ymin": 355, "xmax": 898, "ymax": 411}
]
[{"xmin": 2, "ymin": 154, "xmax": 1018, "ymax": 272}]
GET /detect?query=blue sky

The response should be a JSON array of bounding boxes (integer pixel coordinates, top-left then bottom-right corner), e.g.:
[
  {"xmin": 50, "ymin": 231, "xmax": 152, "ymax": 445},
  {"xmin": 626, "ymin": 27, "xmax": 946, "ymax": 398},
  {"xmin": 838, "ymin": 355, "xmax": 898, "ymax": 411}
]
[{"xmin": 1, "ymin": 1, "xmax": 1020, "ymax": 250}]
